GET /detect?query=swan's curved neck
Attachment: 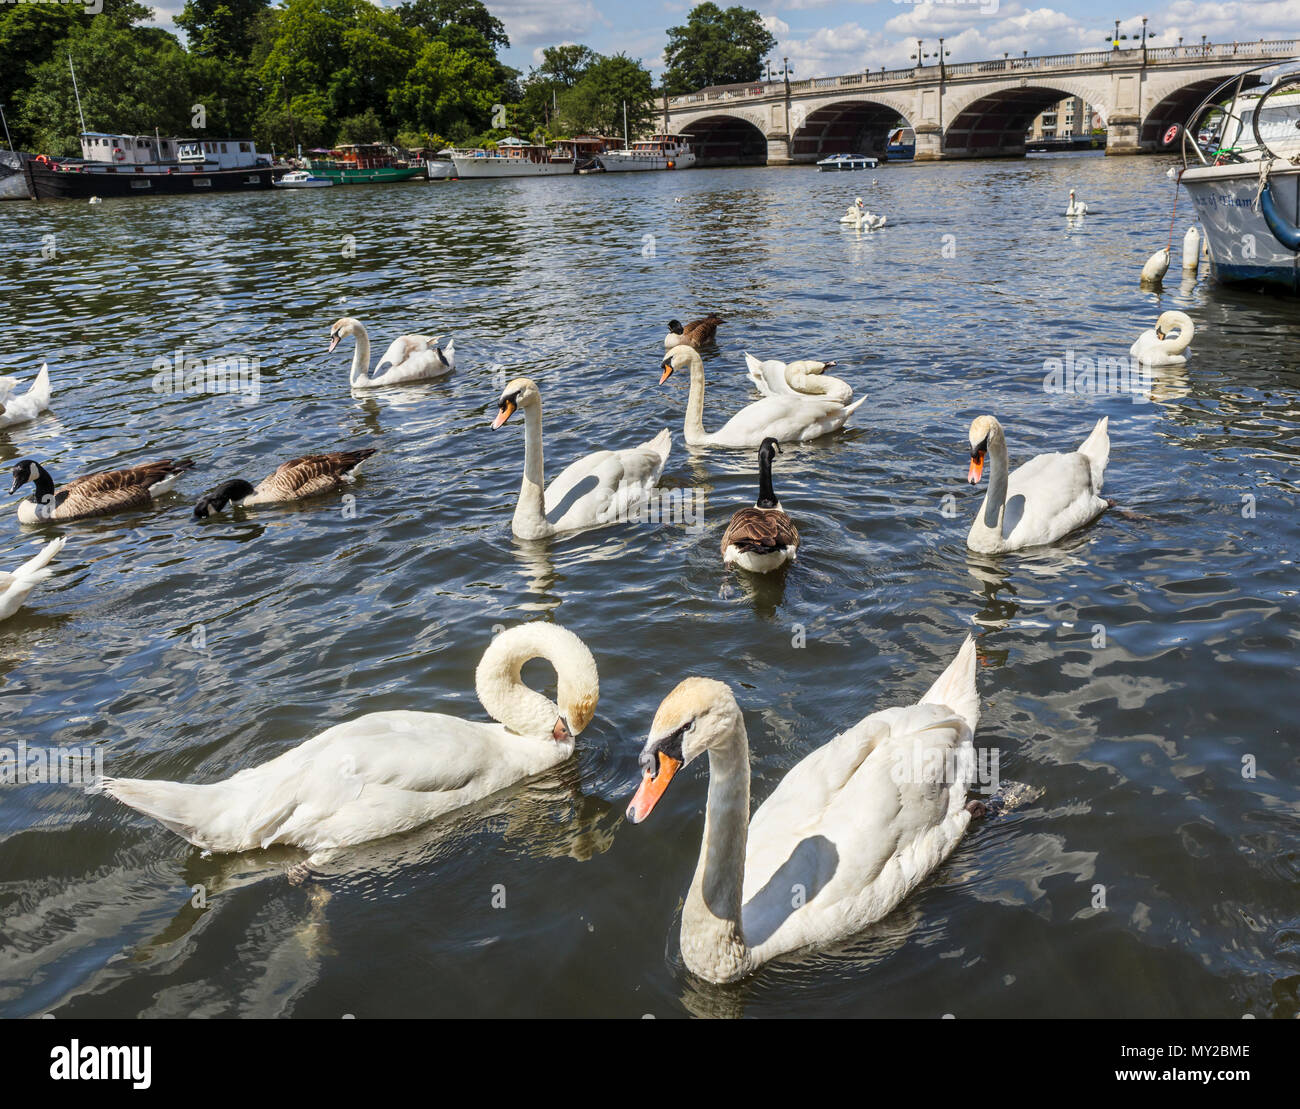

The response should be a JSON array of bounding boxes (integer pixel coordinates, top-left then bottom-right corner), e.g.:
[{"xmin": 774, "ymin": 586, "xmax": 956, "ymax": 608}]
[
  {"xmin": 980, "ymin": 422, "xmax": 1010, "ymax": 532},
  {"xmin": 474, "ymin": 626, "xmax": 591, "ymax": 740},
  {"xmin": 682, "ymin": 722, "xmax": 752, "ymax": 983},
  {"xmin": 512, "ymin": 401, "xmax": 549, "ymax": 537},
  {"xmin": 681, "ymin": 352, "xmax": 710, "ymax": 446},
  {"xmin": 1164, "ymin": 317, "xmax": 1194, "ymax": 354},
  {"xmin": 348, "ymin": 324, "xmax": 371, "ymax": 386},
  {"xmin": 788, "ymin": 367, "xmax": 830, "ymax": 396}
]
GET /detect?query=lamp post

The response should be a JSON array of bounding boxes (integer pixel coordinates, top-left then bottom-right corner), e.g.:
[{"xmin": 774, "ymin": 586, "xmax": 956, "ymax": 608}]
[
  {"xmin": 1112, "ymin": 19, "xmax": 1121, "ymax": 50},
  {"xmin": 911, "ymin": 39, "xmax": 924, "ymax": 69}
]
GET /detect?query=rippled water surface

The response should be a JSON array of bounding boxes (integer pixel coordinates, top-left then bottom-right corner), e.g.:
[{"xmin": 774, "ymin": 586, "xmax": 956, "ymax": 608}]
[{"xmin": 1, "ymin": 154, "xmax": 1297, "ymax": 1018}]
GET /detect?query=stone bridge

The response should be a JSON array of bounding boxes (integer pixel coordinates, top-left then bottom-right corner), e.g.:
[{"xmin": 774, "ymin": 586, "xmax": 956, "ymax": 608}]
[{"xmin": 662, "ymin": 39, "xmax": 1297, "ymax": 163}]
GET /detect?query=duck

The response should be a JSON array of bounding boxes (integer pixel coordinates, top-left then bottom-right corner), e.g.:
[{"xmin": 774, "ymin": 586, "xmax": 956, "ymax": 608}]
[
  {"xmin": 102, "ymin": 623, "xmax": 600, "ymax": 855},
  {"xmin": 0, "ymin": 537, "xmax": 65, "ymax": 621},
  {"xmin": 492, "ymin": 377, "xmax": 671, "ymax": 539},
  {"xmin": 0, "ymin": 364, "xmax": 52, "ymax": 429},
  {"xmin": 965, "ymin": 415, "xmax": 1109, "ymax": 553},
  {"xmin": 328, "ymin": 317, "xmax": 455, "ymax": 388},
  {"xmin": 1140, "ymin": 247, "xmax": 1171, "ymax": 285},
  {"xmin": 1130, "ymin": 310, "xmax": 1195, "ymax": 367},
  {"xmin": 661, "ymin": 345, "xmax": 865, "ymax": 449},
  {"xmin": 664, "ymin": 314, "xmax": 724, "ymax": 350},
  {"xmin": 1066, "ymin": 189, "xmax": 1088, "ymax": 217},
  {"xmin": 193, "ymin": 449, "xmax": 376, "ymax": 518},
  {"xmin": 9, "ymin": 457, "xmax": 194, "ymax": 524},
  {"xmin": 744, "ymin": 352, "xmax": 853, "ymax": 405},
  {"xmin": 626, "ymin": 636, "xmax": 981, "ymax": 984},
  {"xmin": 720, "ymin": 438, "xmax": 799, "ymax": 572}
]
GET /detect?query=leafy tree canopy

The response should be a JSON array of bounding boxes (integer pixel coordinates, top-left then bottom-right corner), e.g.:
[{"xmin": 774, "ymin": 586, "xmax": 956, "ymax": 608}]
[{"xmin": 662, "ymin": 3, "xmax": 776, "ymax": 95}]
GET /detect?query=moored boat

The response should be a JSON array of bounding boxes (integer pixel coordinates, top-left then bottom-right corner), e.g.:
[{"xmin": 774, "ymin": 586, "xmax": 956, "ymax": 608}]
[
  {"xmin": 1177, "ymin": 60, "xmax": 1300, "ymax": 293},
  {"xmin": 596, "ymin": 134, "xmax": 695, "ymax": 172},
  {"xmin": 274, "ymin": 169, "xmax": 333, "ymax": 188},
  {"xmin": 306, "ymin": 144, "xmax": 423, "ymax": 185},
  {"xmin": 816, "ymin": 153, "xmax": 879, "ymax": 171},
  {"xmin": 451, "ymin": 137, "xmax": 575, "ymax": 178}
]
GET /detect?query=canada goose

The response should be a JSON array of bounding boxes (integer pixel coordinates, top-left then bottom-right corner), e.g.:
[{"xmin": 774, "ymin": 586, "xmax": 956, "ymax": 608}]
[
  {"xmin": 965, "ymin": 415, "xmax": 1109, "ymax": 553},
  {"xmin": 193, "ymin": 449, "xmax": 376, "ymax": 518},
  {"xmin": 9, "ymin": 457, "xmax": 195, "ymax": 524},
  {"xmin": 328, "ymin": 317, "xmax": 455, "ymax": 388},
  {"xmin": 664, "ymin": 314, "xmax": 724, "ymax": 350},
  {"xmin": 0, "ymin": 537, "xmax": 65, "ymax": 621},
  {"xmin": 0, "ymin": 364, "xmax": 52, "ymax": 429},
  {"xmin": 721, "ymin": 438, "xmax": 800, "ymax": 572}
]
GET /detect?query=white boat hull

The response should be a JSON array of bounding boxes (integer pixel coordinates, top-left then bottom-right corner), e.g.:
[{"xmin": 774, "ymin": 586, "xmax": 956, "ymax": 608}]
[
  {"xmin": 1182, "ymin": 162, "xmax": 1300, "ymax": 292},
  {"xmin": 597, "ymin": 151, "xmax": 696, "ymax": 172},
  {"xmin": 426, "ymin": 161, "xmax": 455, "ymax": 180},
  {"xmin": 451, "ymin": 157, "xmax": 573, "ymax": 178}
]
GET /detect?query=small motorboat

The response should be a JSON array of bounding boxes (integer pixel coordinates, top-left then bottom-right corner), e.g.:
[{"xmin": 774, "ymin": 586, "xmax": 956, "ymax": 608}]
[
  {"xmin": 817, "ymin": 153, "xmax": 879, "ymax": 172},
  {"xmin": 275, "ymin": 170, "xmax": 333, "ymax": 188}
]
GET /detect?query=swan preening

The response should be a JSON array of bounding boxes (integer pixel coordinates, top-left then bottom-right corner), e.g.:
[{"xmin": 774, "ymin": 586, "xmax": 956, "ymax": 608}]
[
  {"xmin": 193, "ymin": 449, "xmax": 376, "ymax": 518},
  {"xmin": 839, "ymin": 197, "xmax": 886, "ymax": 230},
  {"xmin": 744, "ymin": 352, "xmax": 854, "ymax": 405},
  {"xmin": 492, "ymin": 377, "xmax": 671, "ymax": 539},
  {"xmin": 103, "ymin": 623, "xmax": 600, "ymax": 854},
  {"xmin": 9, "ymin": 457, "xmax": 194, "ymax": 524},
  {"xmin": 626, "ymin": 636, "xmax": 981, "ymax": 984},
  {"xmin": 0, "ymin": 536, "xmax": 65, "ymax": 620},
  {"xmin": 966, "ymin": 415, "xmax": 1110, "ymax": 553},
  {"xmin": 329, "ymin": 317, "xmax": 455, "ymax": 388},
  {"xmin": 1066, "ymin": 189, "xmax": 1088, "ymax": 217},
  {"xmin": 665, "ymin": 314, "xmax": 724, "ymax": 350},
  {"xmin": 1140, "ymin": 247, "xmax": 1171, "ymax": 285},
  {"xmin": 0, "ymin": 364, "xmax": 52, "ymax": 428},
  {"xmin": 1130, "ymin": 310, "xmax": 1195, "ymax": 367},
  {"xmin": 721, "ymin": 437, "xmax": 799, "ymax": 572},
  {"xmin": 662, "ymin": 346, "xmax": 865, "ymax": 448}
]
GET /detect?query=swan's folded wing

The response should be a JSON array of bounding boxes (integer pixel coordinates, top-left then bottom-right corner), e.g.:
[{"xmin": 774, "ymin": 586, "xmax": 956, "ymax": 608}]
[
  {"xmin": 743, "ymin": 353, "xmax": 795, "ymax": 397},
  {"xmin": 1004, "ymin": 451, "xmax": 1102, "ymax": 541},
  {"xmin": 544, "ymin": 444, "xmax": 666, "ymax": 529}
]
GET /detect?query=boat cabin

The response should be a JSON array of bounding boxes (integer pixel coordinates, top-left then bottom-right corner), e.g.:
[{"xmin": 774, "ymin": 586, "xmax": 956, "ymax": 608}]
[{"xmin": 78, "ymin": 133, "xmax": 263, "ymax": 168}]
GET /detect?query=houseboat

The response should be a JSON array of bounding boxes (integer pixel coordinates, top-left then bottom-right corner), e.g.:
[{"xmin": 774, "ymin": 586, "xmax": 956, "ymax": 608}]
[
  {"xmin": 306, "ymin": 144, "xmax": 423, "ymax": 185},
  {"xmin": 597, "ymin": 134, "xmax": 695, "ymax": 172},
  {"xmin": 452, "ymin": 137, "xmax": 575, "ymax": 178},
  {"xmin": 23, "ymin": 133, "xmax": 280, "ymax": 200}
]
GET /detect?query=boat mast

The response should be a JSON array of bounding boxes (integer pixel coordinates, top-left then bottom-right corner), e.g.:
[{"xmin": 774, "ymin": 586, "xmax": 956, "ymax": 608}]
[
  {"xmin": 0, "ymin": 103, "xmax": 11, "ymax": 150},
  {"xmin": 67, "ymin": 53, "xmax": 87, "ymax": 134},
  {"xmin": 623, "ymin": 100, "xmax": 628, "ymax": 147}
]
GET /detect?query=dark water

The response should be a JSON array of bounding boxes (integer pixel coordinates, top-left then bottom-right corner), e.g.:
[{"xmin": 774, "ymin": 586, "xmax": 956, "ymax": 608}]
[{"xmin": 1, "ymin": 154, "xmax": 1297, "ymax": 1019}]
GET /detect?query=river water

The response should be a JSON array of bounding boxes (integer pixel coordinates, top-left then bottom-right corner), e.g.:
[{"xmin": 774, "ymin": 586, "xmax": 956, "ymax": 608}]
[{"xmin": 0, "ymin": 153, "xmax": 1296, "ymax": 1018}]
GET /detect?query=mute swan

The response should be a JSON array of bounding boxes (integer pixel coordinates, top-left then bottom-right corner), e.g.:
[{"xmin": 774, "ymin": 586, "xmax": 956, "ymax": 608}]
[
  {"xmin": 9, "ymin": 457, "xmax": 194, "ymax": 524},
  {"xmin": 0, "ymin": 364, "xmax": 52, "ymax": 428},
  {"xmin": 843, "ymin": 203, "xmax": 886, "ymax": 231},
  {"xmin": 0, "ymin": 537, "xmax": 65, "ymax": 621},
  {"xmin": 1183, "ymin": 226, "xmax": 1201, "ymax": 273},
  {"xmin": 744, "ymin": 352, "xmax": 853, "ymax": 405},
  {"xmin": 103, "ymin": 623, "xmax": 600, "ymax": 854},
  {"xmin": 1066, "ymin": 189, "xmax": 1088, "ymax": 217},
  {"xmin": 965, "ymin": 415, "xmax": 1109, "ymax": 553},
  {"xmin": 1130, "ymin": 310, "xmax": 1195, "ymax": 367},
  {"xmin": 193, "ymin": 449, "xmax": 375, "ymax": 518},
  {"xmin": 721, "ymin": 438, "xmax": 799, "ymax": 572},
  {"xmin": 328, "ymin": 317, "xmax": 455, "ymax": 388},
  {"xmin": 492, "ymin": 377, "xmax": 671, "ymax": 539},
  {"xmin": 665, "ymin": 314, "xmax": 724, "ymax": 350},
  {"xmin": 838, "ymin": 197, "xmax": 867, "ymax": 223},
  {"xmin": 1140, "ymin": 247, "xmax": 1171, "ymax": 285},
  {"xmin": 662, "ymin": 346, "xmax": 865, "ymax": 449},
  {"xmin": 626, "ymin": 636, "xmax": 981, "ymax": 984}
]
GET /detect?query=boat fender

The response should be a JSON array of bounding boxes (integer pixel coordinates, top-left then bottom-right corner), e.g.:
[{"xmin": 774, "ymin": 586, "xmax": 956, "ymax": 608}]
[
  {"xmin": 1259, "ymin": 183, "xmax": 1300, "ymax": 252},
  {"xmin": 667, "ymin": 160, "xmax": 675, "ymax": 169}
]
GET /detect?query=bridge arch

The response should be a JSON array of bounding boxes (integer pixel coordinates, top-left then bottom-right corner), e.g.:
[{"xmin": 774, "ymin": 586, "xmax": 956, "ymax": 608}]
[
  {"xmin": 678, "ymin": 114, "xmax": 769, "ymax": 166},
  {"xmin": 789, "ymin": 98, "xmax": 914, "ymax": 162},
  {"xmin": 943, "ymin": 81, "xmax": 1108, "ymax": 157},
  {"xmin": 1139, "ymin": 74, "xmax": 1256, "ymax": 148}
]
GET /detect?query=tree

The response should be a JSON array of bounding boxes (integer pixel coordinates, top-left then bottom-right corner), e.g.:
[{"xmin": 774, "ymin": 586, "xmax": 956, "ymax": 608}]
[
  {"xmin": 662, "ymin": 3, "xmax": 776, "ymax": 95},
  {"xmin": 559, "ymin": 53, "xmax": 653, "ymax": 138},
  {"xmin": 532, "ymin": 44, "xmax": 597, "ymax": 87},
  {"xmin": 396, "ymin": 0, "xmax": 507, "ymax": 52},
  {"xmin": 176, "ymin": 0, "xmax": 270, "ymax": 58},
  {"xmin": 389, "ymin": 37, "xmax": 502, "ymax": 141}
]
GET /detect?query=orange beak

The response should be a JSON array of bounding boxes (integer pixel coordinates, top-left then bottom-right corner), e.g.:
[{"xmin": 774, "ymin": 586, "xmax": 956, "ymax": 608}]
[
  {"xmin": 328, "ymin": 334, "xmax": 341, "ymax": 354},
  {"xmin": 967, "ymin": 450, "xmax": 985, "ymax": 485},
  {"xmin": 492, "ymin": 399, "xmax": 516, "ymax": 429},
  {"xmin": 626, "ymin": 753, "xmax": 682, "ymax": 823},
  {"xmin": 659, "ymin": 361, "xmax": 674, "ymax": 385}
]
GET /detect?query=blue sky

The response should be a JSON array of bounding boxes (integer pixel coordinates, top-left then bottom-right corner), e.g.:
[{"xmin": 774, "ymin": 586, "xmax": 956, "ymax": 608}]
[{"xmin": 147, "ymin": 1, "xmax": 1300, "ymax": 81}]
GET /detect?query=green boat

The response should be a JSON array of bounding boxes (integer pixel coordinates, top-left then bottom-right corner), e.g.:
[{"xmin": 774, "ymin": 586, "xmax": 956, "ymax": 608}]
[{"xmin": 305, "ymin": 143, "xmax": 423, "ymax": 185}]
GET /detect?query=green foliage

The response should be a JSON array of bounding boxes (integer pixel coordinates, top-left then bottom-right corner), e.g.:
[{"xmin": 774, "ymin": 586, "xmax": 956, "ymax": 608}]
[
  {"xmin": 396, "ymin": 0, "xmax": 507, "ymax": 52},
  {"xmin": 176, "ymin": 0, "xmax": 270, "ymax": 58},
  {"xmin": 662, "ymin": 2, "xmax": 776, "ymax": 95},
  {"xmin": 558, "ymin": 54, "xmax": 653, "ymax": 138}
]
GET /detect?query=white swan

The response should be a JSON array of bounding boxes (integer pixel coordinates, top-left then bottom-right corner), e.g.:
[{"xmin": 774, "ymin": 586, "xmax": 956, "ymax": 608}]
[
  {"xmin": 1066, "ymin": 189, "xmax": 1088, "ymax": 217},
  {"xmin": 743, "ymin": 352, "xmax": 853, "ymax": 405},
  {"xmin": 102, "ymin": 623, "xmax": 599, "ymax": 855},
  {"xmin": 1182, "ymin": 226, "xmax": 1201, "ymax": 273},
  {"xmin": 966, "ymin": 415, "xmax": 1110, "ymax": 553},
  {"xmin": 626, "ymin": 636, "xmax": 981, "ymax": 984},
  {"xmin": 0, "ymin": 537, "xmax": 65, "ymax": 621},
  {"xmin": 0, "ymin": 364, "xmax": 52, "ymax": 429},
  {"xmin": 328, "ymin": 317, "xmax": 455, "ymax": 388},
  {"xmin": 1130, "ymin": 310, "xmax": 1195, "ymax": 367},
  {"xmin": 662, "ymin": 346, "xmax": 865, "ymax": 449},
  {"xmin": 1140, "ymin": 247, "xmax": 1171, "ymax": 285},
  {"xmin": 492, "ymin": 377, "xmax": 671, "ymax": 539},
  {"xmin": 843, "ymin": 202, "xmax": 886, "ymax": 230},
  {"xmin": 838, "ymin": 197, "xmax": 867, "ymax": 223}
]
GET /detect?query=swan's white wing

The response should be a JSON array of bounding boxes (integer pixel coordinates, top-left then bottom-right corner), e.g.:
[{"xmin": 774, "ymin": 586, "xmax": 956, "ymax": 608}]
[
  {"xmin": 711, "ymin": 395, "xmax": 858, "ymax": 448},
  {"xmin": 742, "ymin": 702, "xmax": 974, "ymax": 960},
  {"xmin": 743, "ymin": 353, "xmax": 797, "ymax": 397},
  {"xmin": 1130, "ymin": 328, "xmax": 1159, "ymax": 359},
  {"xmin": 370, "ymin": 346, "xmax": 452, "ymax": 385},
  {"xmin": 998, "ymin": 451, "xmax": 1106, "ymax": 547},
  {"xmin": 543, "ymin": 433, "xmax": 669, "ymax": 532}
]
